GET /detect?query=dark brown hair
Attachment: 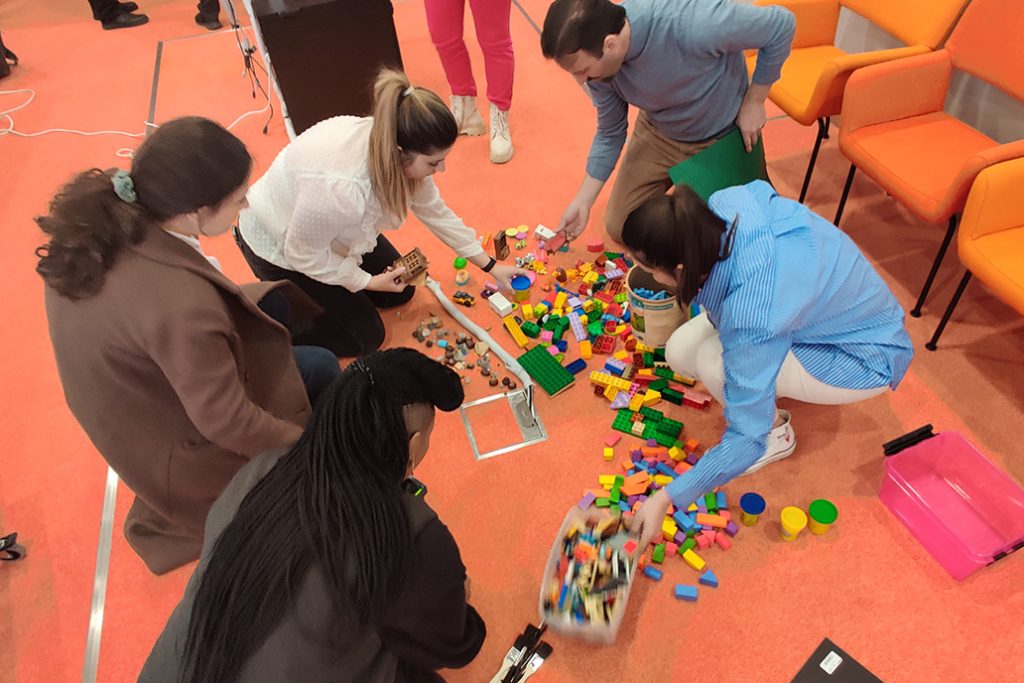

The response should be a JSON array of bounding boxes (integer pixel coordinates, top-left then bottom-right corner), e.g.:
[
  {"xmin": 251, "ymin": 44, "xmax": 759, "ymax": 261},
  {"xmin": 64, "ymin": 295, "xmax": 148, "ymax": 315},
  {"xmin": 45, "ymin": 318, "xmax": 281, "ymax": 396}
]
[
  {"xmin": 621, "ymin": 185, "xmax": 736, "ymax": 306},
  {"xmin": 35, "ymin": 117, "xmax": 251, "ymax": 300},
  {"xmin": 541, "ymin": 0, "xmax": 627, "ymax": 60}
]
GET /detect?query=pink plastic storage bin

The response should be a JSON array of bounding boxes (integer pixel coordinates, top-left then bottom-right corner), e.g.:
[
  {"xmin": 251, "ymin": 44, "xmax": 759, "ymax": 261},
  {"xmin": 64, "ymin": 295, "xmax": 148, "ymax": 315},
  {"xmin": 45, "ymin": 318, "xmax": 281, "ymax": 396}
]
[{"xmin": 880, "ymin": 428, "xmax": 1024, "ymax": 580}]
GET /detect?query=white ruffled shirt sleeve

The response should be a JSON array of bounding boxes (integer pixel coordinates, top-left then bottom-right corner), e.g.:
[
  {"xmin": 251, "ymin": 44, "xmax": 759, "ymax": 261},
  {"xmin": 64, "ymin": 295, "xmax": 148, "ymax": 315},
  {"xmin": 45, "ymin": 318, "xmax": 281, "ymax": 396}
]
[
  {"xmin": 410, "ymin": 178, "xmax": 486, "ymax": 259},
  {"xmin": 281, "ymin": 175, "xmax": 375, "ymax": 292}
]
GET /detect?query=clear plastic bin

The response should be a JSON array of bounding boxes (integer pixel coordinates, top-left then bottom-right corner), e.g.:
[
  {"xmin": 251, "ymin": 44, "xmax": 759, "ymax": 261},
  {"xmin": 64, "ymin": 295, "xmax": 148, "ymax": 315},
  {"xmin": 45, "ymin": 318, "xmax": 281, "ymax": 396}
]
[
  {"xmin": 538, "ymin": 506, "xmax": 637, "ymax": 645},
  {"xmin": 880, "ymin": 429, "xmax": 1024, "ymax": 580}
]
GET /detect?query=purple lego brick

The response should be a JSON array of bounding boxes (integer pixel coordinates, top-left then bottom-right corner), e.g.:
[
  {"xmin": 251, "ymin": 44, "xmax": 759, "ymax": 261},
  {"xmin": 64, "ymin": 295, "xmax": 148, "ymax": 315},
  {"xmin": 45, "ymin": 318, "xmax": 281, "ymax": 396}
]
[
  {"xmin": 685, "ymin": 452, "xmax": 700, "ymax": 465},
  {"xmin": 724, "ymin": 520, "xmax": 740, "ymax": 537},
  {"xmin": 647, "ymin": 439, "xmax": 658, "ymax": 447},
  {"xmin": 627, "ymin": 495, "xmax": 640, "ymax": 506},
  {"xmin": 673, "ymin": 531, "xmax": 687, "ymax": 545},
  {"xmin": 631, "ymin": 449, "xmax": 643, "ymax": 462},
  {"xmin": 609, "ymin": 393, "xmax": 631, "ymax": 410},
  {"xmin": 697, "ymin": 501, "xmax": 708, "ymax": 514},
  {"xmin": 578, "ymin": 492, "xmax": 596, "ymax": 510}
]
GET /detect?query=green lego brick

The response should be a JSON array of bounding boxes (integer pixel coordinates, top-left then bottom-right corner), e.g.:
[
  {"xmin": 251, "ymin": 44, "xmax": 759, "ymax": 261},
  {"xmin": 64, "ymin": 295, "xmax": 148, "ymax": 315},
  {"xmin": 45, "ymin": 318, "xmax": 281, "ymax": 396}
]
[
  {"xmin": 649, "ymin": 378, "xmax": 669, "ymax": 392},
  {"xmin": 595, "ymin": 497, "xmax": 611, "ymax": 508},
  {"xmin": 639, "ymin": 407, "xmax": 664, "ymax": 422},
  {"xmin": 657, "ymin": 419, "xmax": 683, "ymax": 439},
  {"xmin": 612, "ymin": 410, "xmax": 636, "ymax": 435},
  {"xmin": 653, "ymin": 432, "xmax": 676, "ymax": 447},
  {"xmin": 654, "ymin": 367, "xmax": 675, "ymax": 380},
  {"xmin": 587, "ymin": 320, "xmax": 604, "ymax": 337},
  {"xmin": 705, "ymin": 492, "xmax": 718, "ymax": 514},
  {"xmin": 591, "ymin": 301, "xmax": 605, "ymax": 315},
  {"xmin": 614, "ymin": 475, "xmax": 624, "ymax": 487},
  {"xmin": 652, "ymin": 544, "xmax": 666, "ymax": 564},
  {"xmin": 614, "ymin": 292, "xmax": 628, "ymax": 304},
  {"xmin": 642, "ymin": 352, "xmax": 654, "ymax": 367},
  {"xmin": 642, "ymin": 423, "xmax": 658, "ymax": 440},
  {"xmin": 662, "ymin": 388, "xmax": 684, "ymax": 405},
  {"xmin": 610, "ymin": 487, "xmax": 621, "ymax": 504},
  {"xmin": 680, "ymin": 538, "xmax": 697, "ymax": 554},
  {"xmin": 521, "ymin": 321, "xmax": 541, "ymax": 338},
  {"xmin": 654, "ymin": 348, "xmax": 667, "ymax": 362},
  {"xmin": 517, "ymin": 345, "xmax": 575, "ymax": 396}
]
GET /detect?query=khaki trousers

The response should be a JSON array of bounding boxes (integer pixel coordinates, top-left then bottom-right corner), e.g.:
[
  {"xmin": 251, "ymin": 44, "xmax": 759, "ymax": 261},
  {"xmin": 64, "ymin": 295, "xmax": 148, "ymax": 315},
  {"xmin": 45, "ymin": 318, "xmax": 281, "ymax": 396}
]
[{"xmin": 603, "ymin": 112, "xmax": 716, "ymax": 241}]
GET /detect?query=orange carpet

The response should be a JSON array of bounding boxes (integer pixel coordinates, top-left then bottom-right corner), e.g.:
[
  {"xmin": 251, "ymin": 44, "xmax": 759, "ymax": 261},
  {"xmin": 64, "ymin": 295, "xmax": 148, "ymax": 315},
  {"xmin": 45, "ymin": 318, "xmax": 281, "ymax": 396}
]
[{"xmin": 2, "ymin": 1, "xmax": 1023, "ymax": 681}]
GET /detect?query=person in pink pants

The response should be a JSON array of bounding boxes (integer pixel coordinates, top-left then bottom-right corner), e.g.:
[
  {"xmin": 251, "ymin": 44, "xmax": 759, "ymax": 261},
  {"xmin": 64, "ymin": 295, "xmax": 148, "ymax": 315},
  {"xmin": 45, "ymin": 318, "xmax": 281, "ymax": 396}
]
[{"xmin": 425, "ymin": 0, "xmax": 515, "ymax": 164}]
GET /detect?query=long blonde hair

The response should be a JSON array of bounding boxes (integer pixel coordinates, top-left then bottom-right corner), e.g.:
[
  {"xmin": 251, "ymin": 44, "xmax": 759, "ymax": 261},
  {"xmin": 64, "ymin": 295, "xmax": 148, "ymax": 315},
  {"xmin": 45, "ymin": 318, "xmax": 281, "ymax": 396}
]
[{"xmin": 368, "ymin": 70, "xmax": 459, "ymax": 221}]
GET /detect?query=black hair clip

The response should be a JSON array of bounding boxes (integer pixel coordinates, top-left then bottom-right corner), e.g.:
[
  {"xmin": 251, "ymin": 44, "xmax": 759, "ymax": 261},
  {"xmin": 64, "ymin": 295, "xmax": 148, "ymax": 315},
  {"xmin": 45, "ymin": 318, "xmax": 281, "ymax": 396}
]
[{"xmin": 353, "ymin": 361, "xmax": 375, "ymax": 385}]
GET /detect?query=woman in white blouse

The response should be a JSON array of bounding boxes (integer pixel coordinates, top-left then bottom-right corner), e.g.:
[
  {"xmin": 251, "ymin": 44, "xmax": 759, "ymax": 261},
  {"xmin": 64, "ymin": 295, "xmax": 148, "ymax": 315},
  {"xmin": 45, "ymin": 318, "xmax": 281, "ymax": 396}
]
[{"xmin": 237, "ymin": 69, "xmax": 523, "ymax": 356}]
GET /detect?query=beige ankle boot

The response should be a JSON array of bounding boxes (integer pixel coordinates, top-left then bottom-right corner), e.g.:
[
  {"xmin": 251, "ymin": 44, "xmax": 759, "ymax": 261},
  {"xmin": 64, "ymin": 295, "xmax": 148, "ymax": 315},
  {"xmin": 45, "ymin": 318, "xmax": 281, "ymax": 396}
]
[
  {"xmin": 450, "ymin": 95, "xmax": 486, "ymax": 136},
  {"xmin": 489, "ymin": 103, "xmax": 513, "ymax": 164}
]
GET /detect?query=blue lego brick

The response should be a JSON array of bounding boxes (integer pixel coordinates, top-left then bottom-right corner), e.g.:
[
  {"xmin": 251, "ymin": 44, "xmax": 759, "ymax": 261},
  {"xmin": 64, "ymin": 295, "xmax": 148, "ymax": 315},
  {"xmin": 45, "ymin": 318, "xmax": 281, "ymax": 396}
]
[
  {"xmin": 674, "ymin": 584, "xmax": 698, "ymax": 601},
  {"xmin": 716, "ymin": 492, "xmax": 727, "ymax": 510},
  {"xmin": 655, "ymin": 462, "xmax": 677, "ymax": 478},
  {"xmin": 643, "ymin": 566, "xmax": 663, "ymax": 581},
  {"xmin": 699, "ymin": 570, "xmax": 719, "ymax": 588},
  {"xmin": 565, "ymin": 358, "xmax": 588, "ymax": 375}
]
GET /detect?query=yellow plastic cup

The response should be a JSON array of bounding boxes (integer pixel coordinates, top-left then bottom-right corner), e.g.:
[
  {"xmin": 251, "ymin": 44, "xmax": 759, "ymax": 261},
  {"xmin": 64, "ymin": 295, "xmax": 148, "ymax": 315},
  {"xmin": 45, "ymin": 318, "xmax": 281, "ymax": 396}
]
[
  {"xmin": 780, "ymin": 506, "xmax": 808, "ymax": 541},
  {"xmin": 807, "ymin": 499, "xmax": 838, "ymax": 535}
]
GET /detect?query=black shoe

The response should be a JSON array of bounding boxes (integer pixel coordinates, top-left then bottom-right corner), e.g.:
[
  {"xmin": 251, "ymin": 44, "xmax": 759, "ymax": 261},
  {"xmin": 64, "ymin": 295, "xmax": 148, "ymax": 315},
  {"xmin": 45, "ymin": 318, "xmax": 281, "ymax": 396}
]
[
  {"xmin": 101, "ymin": 11, "xmax": 149, "ymax": 30},
  {"xmin": 194, "ymin": 13, "xmax": 223, "ymax": 30},
  {"xmin": 119, "ymin": 2, "xmax": 139, "ymax": 11}
]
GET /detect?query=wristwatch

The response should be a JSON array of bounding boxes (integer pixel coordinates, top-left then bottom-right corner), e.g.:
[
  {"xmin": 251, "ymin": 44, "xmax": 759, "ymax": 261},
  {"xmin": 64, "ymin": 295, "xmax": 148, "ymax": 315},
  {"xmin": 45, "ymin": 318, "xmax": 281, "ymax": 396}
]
[{"xmin": 481, "ymin": 257, "xmax": 497, "ymax": 273}]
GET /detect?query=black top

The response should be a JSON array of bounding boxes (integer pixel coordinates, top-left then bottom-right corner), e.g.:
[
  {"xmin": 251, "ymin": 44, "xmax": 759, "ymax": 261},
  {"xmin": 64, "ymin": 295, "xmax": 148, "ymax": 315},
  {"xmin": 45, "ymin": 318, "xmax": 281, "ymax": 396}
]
[{"xmin": 139, "ymin": 451, "xmax": 485, "ymax": 682}]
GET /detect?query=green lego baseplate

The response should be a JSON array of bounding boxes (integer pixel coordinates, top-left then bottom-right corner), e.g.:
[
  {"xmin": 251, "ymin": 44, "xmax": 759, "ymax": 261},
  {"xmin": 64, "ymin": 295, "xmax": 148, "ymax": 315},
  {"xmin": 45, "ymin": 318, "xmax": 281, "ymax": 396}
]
[
  {"xmin": 517, "ymin": 345, "xmax": 575, "ymax": 396},
  {"xmin": 611, "ymin": 408, "xmax": 685, "ymax": 446}
]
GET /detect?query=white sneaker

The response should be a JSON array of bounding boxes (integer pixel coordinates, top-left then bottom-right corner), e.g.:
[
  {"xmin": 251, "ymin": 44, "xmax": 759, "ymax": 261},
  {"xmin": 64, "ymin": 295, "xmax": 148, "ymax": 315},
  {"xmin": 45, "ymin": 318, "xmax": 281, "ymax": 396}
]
[
  {"xmin": 450, "ymin": 95, "xmax": 486, "ymax": 136},
  {"xmin": 489, "ymin": 103, "xmax": 513, "ymax": 164},
  {"xmin": 743, "ymin": 409, "xmax": 796, "ymax": 475}
]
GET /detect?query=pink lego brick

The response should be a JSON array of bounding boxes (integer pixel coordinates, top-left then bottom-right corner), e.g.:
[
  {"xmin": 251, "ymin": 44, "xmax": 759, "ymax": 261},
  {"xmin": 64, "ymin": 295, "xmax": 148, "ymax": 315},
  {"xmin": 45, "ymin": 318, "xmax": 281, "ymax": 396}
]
[
  {"xmin": 715, "ymin": 532, "xmax": 733, "ymax": 551},
  {"xmin": 696, "ymin": 535, "xmax": 711, "ymax": 550},
  {"xmin": 605, "ymin": 434, "xmax": 622, "ymax": 447}
]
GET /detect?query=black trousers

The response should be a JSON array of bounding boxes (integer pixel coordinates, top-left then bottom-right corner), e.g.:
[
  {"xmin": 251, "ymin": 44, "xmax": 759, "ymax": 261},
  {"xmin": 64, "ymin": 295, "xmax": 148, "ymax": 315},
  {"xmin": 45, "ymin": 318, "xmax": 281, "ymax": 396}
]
[
  {"xmin": 237, "ymin": 231, "xmax": 414, "ymax": 358},
  {"xmin": 88, "ymin": 0, "xmax": 220, "ymax": 22}
]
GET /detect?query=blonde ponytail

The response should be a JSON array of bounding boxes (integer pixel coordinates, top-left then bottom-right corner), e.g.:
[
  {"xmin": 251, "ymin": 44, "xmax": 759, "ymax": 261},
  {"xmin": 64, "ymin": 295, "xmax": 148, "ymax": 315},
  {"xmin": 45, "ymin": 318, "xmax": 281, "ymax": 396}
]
[{"xmin": 368, "ymin": 69, "xmax": 458, "ymax": 221}]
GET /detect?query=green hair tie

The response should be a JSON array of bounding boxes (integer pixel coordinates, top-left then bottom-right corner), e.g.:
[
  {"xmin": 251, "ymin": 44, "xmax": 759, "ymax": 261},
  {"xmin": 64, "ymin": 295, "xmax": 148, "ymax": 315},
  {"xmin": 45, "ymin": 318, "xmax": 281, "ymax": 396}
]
[{"xmin": 111, "ymin": 169, "xmax": 137, "ymax": 204}]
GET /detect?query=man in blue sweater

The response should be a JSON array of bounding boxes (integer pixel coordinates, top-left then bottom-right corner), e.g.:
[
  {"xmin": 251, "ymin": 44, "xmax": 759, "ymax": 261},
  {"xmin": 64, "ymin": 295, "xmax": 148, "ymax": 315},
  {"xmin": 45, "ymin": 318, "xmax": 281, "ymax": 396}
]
[{"xmin": 541, "ymin": 0, "xmax": 795, "ymax": 242}]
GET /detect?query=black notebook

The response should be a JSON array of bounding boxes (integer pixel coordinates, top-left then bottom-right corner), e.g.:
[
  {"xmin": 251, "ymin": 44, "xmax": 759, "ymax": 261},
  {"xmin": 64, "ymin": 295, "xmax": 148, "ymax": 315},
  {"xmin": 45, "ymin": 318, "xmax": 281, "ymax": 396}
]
[{"xmin": 791, "ymin": 638, "xmax": 883, "ymax": 683}]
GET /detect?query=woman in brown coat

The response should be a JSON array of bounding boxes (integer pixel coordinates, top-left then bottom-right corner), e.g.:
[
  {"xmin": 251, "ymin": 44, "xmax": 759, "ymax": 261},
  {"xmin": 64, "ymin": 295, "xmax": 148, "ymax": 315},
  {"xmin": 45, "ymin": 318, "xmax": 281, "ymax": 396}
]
[{"xmin": 36, "ymin": 117, "xmax": 341, "ymax": 574}]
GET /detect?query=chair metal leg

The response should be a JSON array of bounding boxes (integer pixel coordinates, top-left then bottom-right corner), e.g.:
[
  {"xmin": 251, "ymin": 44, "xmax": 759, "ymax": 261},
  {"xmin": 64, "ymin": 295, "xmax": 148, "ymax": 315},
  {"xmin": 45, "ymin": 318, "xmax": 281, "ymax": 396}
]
[
  {"xmin": 799, "ymin": 117, "xmax": 828, "ymax": 203},
  {"xmin": 822, "ymin": 116, "xmax": 831, "ymax": 139},
  {"xmin": 911, "ymin": 214, "xmax": 959, "ymax": 317},
  {"xmin": 925, "ymin": 271, "xmax": 972, "ymax": 351},
  {"xmin": 834, "ymin": 164, "xmax": 856, "ymax": 226}
]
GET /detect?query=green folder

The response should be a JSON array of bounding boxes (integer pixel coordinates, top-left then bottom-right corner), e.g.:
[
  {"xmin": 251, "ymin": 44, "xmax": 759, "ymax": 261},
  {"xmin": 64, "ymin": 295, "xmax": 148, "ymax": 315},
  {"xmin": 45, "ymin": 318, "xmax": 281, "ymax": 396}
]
[{"xmin": 667, "ymin": 128, "xmax": 768, "ymax": 201}]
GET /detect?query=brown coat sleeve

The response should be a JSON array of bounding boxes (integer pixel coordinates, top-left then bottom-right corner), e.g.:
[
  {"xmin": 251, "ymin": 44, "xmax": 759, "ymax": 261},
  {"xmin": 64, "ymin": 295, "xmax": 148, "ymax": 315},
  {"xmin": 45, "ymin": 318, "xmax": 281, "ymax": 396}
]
[{"xmin": 133, "ymin": 281, "xmax": 302, "ymax": 456}]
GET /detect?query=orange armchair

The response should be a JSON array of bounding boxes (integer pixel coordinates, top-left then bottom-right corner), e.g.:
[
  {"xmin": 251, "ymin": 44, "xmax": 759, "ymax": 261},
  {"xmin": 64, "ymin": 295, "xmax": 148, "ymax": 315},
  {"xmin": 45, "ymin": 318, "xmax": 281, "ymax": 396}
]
[
  {"xmin": 835, "ymin": 0, "xmax": 1024, "ymax": 316},
  {"xmin": 750, "ymin": 0, "xmax": 967, "ymax": 202},
  {"xmin": 926, "ymin": 158, "xmax": 1024, "ymax": 350}
]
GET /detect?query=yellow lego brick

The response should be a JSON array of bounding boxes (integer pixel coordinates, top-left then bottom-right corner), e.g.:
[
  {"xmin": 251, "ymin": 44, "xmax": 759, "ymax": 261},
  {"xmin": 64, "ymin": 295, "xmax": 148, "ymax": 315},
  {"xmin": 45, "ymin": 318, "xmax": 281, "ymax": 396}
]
[
  {"xmin": 628, "ymin": 394, "xmax": 644, "ymax": 412},
  {"xmin": 682, "ymin": 549, "xmax": 706, "ymax": 571},
  {"xmin": 631, "ymin": 421, "xmax": 645, "ymax": 436},
  {"xmin": 603, "ymin": 447, "xmax": 614, "ymax": 462},
  {"xmin": 553, "ymin": 292, "xmax": 567, "ymax": 309},
  {"xmin": 589, "ymin": 371, "xmax": 612, "ymax": 387},
  {"xmin": 579, "ymin": 340, "xmax": 593, "ymax": 359},
  {"xmin": 654, "ymin": 474, "xmax": 673, "ymax": 486},
  {"xmin": 611, "ymin": 377, "xmax": 631, "ymax": 391},
  {"xmin": 687, "ymin": 503, "xmax": 698, "ymax": 512},
  {"xmin": 502, "ymin": 316, "xmax": 529, "ymax": 349},
  {"xmin": 662, "ymin": 518, "xmax": 678, "ymax": 542},
  {"xmin": 613, "ymin": 350, "xmax": 629, "ymax": 361},
  {"xmin": 567, "ymin": 269, "xmax": 578, "ymax": 280},
  {"xmin": 598, "ymin": 474, "xmax": 616, "ymax": 487},
  {"xmin": 615, "ymin": 324, "xmax": 628, "ymax": 335},
  {"xmin": 582, "ymin": 300, "xmax": 595, "ymax": 312},
  {"xmin": 643, "ymin": 389, "xmax": 662, "ymax": 407},
  {"xmin": 637, "ymin": 369, "xmax": 655, "ymax": 377},
  {"xmin": 534, "ymin": 303, "xmax": 549, "ymax": 317},
  {"xmin": 669, "ymin": 446, "xmax": 685, "ymax": 462},
  {"xmin": 635, "ymin": 343, "xmax": 655, "ymax": 353},
  {"xmin": 521, "ymin": 304, "xmax": 535, "ymax": 320},
  {"xmin": 603, "ymin": 385, "xmax": 619, "ymax": 402},
  {"xmin": 580, "ymin": 314, "xmax": 589, "ymax": 325},
  {"xmin": 579, "ymin": 263, "xmax": 592, "ymax": 273},
  {"xmin": 552, "ymin": 308, "xmax": 563, "ymax": 317},
  {"xmin": 583, "ymin": 271, "xmax": 599, "ymax": 285},
  {"xmin": 674, "ymin": 373, "xmax": 697, "ymax": 386}
]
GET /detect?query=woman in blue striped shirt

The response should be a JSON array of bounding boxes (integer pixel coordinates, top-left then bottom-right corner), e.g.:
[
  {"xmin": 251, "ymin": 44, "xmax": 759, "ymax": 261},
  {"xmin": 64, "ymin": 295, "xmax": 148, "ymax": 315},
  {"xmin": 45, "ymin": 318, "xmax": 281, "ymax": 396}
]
[{"xmin": 623, "ymin": 181, "xmax": 913, "ymax": 547}]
